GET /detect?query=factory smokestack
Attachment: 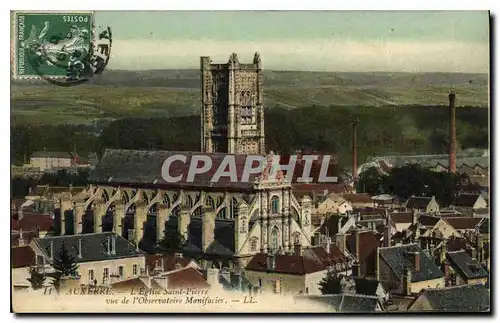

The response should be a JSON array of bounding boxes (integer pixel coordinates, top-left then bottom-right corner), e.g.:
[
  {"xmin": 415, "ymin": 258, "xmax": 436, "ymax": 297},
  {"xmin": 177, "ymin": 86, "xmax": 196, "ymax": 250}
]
[
  {"xmin": 352, "ymin": 121, "xmax": 358, "ymax": 182},
  {"xmin": 449, "ymin": 92, "xmax": 457, "ymax": 173}
]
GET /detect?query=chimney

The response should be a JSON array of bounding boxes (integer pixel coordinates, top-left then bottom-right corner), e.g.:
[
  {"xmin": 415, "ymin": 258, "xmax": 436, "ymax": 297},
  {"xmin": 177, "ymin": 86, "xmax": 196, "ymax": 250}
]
[
  {"xmin": 202, "ymin": 211, "xmax": 215, "ymax": 252},
  {"xmin": 77, "ymin": 238, "xmax": 82, "ymax": 259},
  {"xmin": 403, "ymin": 268, "xmax": 412, "ymax": 296},
  {"xmin": 354, "ymin": 230, "xmax": 361, "ymax": 262},
  {"xmin": 49, "ymin": 241, "xmax": 54, "ymax": 260},
  {"xmin": 111, "ymin": 235, "xmax": 116, "ymax": 255},
  {"xmin": 383, "ymin": 225, "xmax": 391, "ymax": 248},
  {"xmin": 443, "ymin": 260, "xmax": 450, "ymax": 281},
  {"xmin": 207, "ymin": 267, "xmax": 220, "ymax": 289},
  {"xmin": 449, "ymin": 92, "xmax": 457, "ymax": 174},
  {"xmin": 407, "ymin": 251, "xmax": 420, "ymax": 272},
  {"xmin": 412, "ymin": 209, "xmax": 418, "ymax": 225},
  {"xmin": 18, "ymin": 229, "xmax": 25, "ymax": 246},
  {"xmin": 337, "ymin": 217, "xmax": 343, "ymax": 233},
  {"xmin": 352, "ymin": 261, "xmax": 360, "ymax": 277},
  {"xmin": 107, "ymin": 236, "xmax": 111, "ymax": 254},
  {"xmin": 352, "ymin": 121, "xmax": 358, "ymax": 182}
]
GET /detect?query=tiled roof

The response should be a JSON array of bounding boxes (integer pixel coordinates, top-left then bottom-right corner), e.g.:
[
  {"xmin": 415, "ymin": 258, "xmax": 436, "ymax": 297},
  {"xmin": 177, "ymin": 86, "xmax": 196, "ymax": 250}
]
[
  {"xmin": 389, "ymin": 212, "xmax": 413, "ymax": 223},
  {"xmin": 406, "ymin": 197, "xmax": 432, "ymax": 209},
  {"xmin": 31, "ymin": 151, "xmax": 72, "ymax": 159},
  {"xmin": 418, "ymin": 214, "xmax": 440, "ymax": 227},
  {"xmin": 296, "ymin": 294, "xmax": 380, "ymax": 312},
  {"xmin": 479, "ymin": 219, "xmax": 489, "ymax": 234},
  {"xmin": 162, "ymin": 267, "xmax": 210, "ymax": 289},
  {"xmin": 88, "ymin": 149, "xmax": 262, "ymax": 190},
  {"xmin": 343, "ymin": 194, "xmax": 373, "ymax": 204},
  {"xmin": 413, "ymin": 284, "xmax": 490, "ymax": 312},
  {"xmin": 11, "ymin": 231, "xmax": 39, "ymax": 247},
  {"xmin": 452, "ymin": 194, "xmax": 481, "ymax": 207},
  {"xmin": 165, "ymin": 216, "xmax": 235, "ymax": 255},
  {"xmin": 319, "ymin": 215, "xmax": 349, "ymax": 236},
  {"xmin": 446, "ymin": 250, "xmax": 488, "ymax": 280},
  {"xmin": 378, "ymin": 244, "xmax": 444, "ymax": 283},
  {"xmin": 146, "ymin": 254, "xmax": 193, "ymax": 273},
  {"xmin": 245, "ymin": 253, "xmax": 326, "ymax": 275},
  {"xmin": 354, "ymin": 278, "xmax": 381, "ymax": 296},
  {"xmin": 111, "ymin": 277, "xmax": 163, "ymax": 290},
  {"xmin": 444, "ymin": 217, "xmax": 484, "ymax": 230},
  {"xmin": 309, "ymin": 243, "xmax": 349, "ymax": 267},
  {"xmin": 446, "ymin": 238, "xmax": 470, "ymax": 252},
  {"xmin": 346, "ymin": 231, "xmax": 380, "ymax": 263},
  {"xmin": 12, "ymin": 214, "xmax": 55, "ymax": 232},
  {"xmin": 12, "ymin": 245, "xmax": 36, "ymax": 268},
  {"xmin": 33, "ymin": 232, "xmax": 144, "ymax": 263}
]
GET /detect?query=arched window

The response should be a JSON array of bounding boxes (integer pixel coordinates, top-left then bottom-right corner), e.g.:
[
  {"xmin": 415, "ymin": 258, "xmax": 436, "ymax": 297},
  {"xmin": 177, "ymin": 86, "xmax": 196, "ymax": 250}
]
[
  {"xmin": 270, "ymin": 227, "xmax": 279, "ymax": 252},
  {"xmin": 217, "ymin": 208, "xmax": 226, "ymax": 219},
  {"xmin": 193, "ymin": 206, "xmax": 203, "ymax": 217},
  {"xmin": 187, "ymin": 195, "xmax": 193, "ymax": 209},
  {"xmin": 148, "ymin": 203, "xmax": 158, "ymax": 216},
  {"xmin": 171, "ymin": 205, "xmax": 180, "ymax": 217},
  {"xmin": 230, "ymin": 198, "xmax": 238, "ymax": 219},
  {"xmin": 271, "ymin": 196, "xmax": 280, "ymax": 214},
  {"xmin": 142, "ymin": 191, "xmax": 149, "ymax": 204},
  {"xmin": 206, "ymin": 196, "xmax": 215, "ymax": 210},
  {"xmin": 240, "ymin": 217, "xmax": 247, "ymax": 233},
  {"xmin": 163, "ymin": 194, "xmax": 170, "ymax": 208}
]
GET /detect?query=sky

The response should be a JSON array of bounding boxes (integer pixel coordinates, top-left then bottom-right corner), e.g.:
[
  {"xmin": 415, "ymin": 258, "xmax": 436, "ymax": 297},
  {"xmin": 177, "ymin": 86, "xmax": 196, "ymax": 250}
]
[{"xmin": 94, "ymin": 11, "xmax": 490, "ymax": 72}]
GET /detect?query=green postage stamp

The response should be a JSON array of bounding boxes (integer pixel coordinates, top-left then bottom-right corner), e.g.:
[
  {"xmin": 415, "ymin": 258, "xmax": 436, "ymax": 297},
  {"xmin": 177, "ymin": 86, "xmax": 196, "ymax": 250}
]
[{"xmin": 13, "ymin": 11, "xmax": 94, "ymax": 78}]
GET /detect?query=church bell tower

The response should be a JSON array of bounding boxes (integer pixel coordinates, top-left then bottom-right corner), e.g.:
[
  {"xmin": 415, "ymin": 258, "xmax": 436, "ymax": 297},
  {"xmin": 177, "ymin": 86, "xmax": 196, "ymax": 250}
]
[{"xmin": 200, "ymin": 52, "xmax": 265, "ymax": 155}]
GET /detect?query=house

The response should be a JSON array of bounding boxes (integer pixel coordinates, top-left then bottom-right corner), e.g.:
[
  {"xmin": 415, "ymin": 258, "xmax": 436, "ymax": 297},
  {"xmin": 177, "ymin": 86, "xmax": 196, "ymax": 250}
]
[
  {"xmin": 451, "ymin": 193, "xmax": 488, "ymax": 212},
  {"xmin": 244, "ymin": 243, "xmax": 350, "ymax": 296},
  {"xmin": 354, "ymin": 277, "xmax": 390, "ymax": 303},
  {"xmin": 318, "ymin": 214, "xmax": 356, "ymax": 237},
  {"xmin": 378, "ymin": 244, "xmax": 445, "ymax": 296},
  {"xmin": 314, "ymin": 193, "xmax": 353, "ymax": 215},
  {"xmin": 389, "ymin": 212, "xmax": 414, "ymax": 232},
  {"xmin": 295, "ymin": 294, "xmax": 384, "ymax": 312},
  {"xmin": 407, "ymin": 284, "xmax": 490, "ymax": 312},
  {"xmin": 12, "ymin": 245, "xmax": 37, "ymax": 290},
  {"xmin": 420, "ymin": 218, "xmax": 463, "ymax": 240},
  {"xmin": 145, "ymin": 253, "xmax": 199, "ymax": 275},
  {"xmin": 111, "ymin": 267, "xmax": 210, "ymax": 291},
  {"xmin": 405, "ymin": 196, "xmax": 440, "ymax": 214},
  {"xmin": 30, "ymin": 232, "xmax": 146, "ymax": 286},
  {"xmin": 30, "ymin": 151, "xmax": 73, "ymax": 171},
  {"xmin": 343, "ymin": 194, "xmax": 374, "ymax": 208},
  {"xmin": 446, "ymin": 250, "xmax": 488, "ymax": 286},
  {"xmin": 12, "ymin": 213, "xmax": 55, "ymax": 238},
  {"xmin": 343, "ymin": 230, "xmax": 381, "ymax": 278}
]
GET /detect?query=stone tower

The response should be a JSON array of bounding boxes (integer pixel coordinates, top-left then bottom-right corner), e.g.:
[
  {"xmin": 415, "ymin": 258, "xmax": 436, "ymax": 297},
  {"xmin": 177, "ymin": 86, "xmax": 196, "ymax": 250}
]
[{"xmin": 200, "ymin": 52, "xmax": 265, "ymax": 155}]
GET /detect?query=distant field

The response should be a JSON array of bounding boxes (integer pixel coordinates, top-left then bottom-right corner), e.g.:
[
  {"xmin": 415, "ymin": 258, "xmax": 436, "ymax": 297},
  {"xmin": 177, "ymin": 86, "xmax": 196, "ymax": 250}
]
[{"xmin": 11, "ymin": 70, "xmax": 489, "ymax": 125}]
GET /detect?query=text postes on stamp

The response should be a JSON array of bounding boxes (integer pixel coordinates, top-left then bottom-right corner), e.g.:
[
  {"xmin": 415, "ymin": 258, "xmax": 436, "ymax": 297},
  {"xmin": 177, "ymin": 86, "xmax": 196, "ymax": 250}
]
[{"xmin": 15, "ymin": 12, "xmax": 94, "ymax": 79}]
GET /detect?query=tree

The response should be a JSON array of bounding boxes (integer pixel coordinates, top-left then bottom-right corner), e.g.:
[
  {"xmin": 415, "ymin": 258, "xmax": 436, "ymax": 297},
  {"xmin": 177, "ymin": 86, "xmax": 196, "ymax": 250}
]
[
  {"xmin": 318, "ymin": 271, "xmax": 342, "ymax": 295},
  {"xmin": 157, "ymin": 226, "xmax": 186, "ymax": 255},
  {"xmin": 27, "ymin": 266, "xmax": 46, "ymax": 290},
  {"xmin": 356, "ymin": 167, "xmax": 385, "ymax": 195},
  {"xmin": 47, "ymin": 241, "xmax": 79, "ymax": 293}
]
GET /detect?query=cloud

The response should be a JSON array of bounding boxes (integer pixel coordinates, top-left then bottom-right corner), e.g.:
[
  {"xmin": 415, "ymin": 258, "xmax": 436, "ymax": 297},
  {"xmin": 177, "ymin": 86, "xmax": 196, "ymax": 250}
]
[{"xmin": 107, "ymin": 39, "xmax": 489, "ymax": 73}]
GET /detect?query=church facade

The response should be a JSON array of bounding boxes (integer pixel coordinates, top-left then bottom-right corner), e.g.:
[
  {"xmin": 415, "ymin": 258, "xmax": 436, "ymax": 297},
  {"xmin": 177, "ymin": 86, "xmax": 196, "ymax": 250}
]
[{"xmin": 55, "ymin": 53, "xmax": 313, "ymax": 269}]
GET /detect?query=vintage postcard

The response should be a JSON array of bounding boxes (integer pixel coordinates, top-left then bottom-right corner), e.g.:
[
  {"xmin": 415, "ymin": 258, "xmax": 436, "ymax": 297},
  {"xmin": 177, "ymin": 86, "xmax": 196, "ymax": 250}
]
[{"xmin": 10, "ymin": 10, "xmax": 490, "ymax": 313}]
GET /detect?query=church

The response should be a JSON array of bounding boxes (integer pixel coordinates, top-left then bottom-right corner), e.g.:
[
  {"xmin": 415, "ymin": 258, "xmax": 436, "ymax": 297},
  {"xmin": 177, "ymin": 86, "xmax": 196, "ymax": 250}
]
[{"xmin": 56, "ymin": 53, "xmax": 314, "ymax": 269}]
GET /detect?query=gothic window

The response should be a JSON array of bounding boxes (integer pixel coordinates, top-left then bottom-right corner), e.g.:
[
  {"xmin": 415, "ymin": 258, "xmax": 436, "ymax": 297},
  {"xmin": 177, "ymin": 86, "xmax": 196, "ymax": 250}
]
[
  {"xmin": 171, "ymin": 205, "xmax": 180, "ymax": 217},
  {"xmin": 142, "ymin": 192, "xmax": 149, "ymax": 204},
  {"xmin": 230, "ymin": 198, "xmax": 239, "ymax": 219},
  {"xmin": 292, "ymin": 232, "xmax": 301, "ymax": 245},
  {"xmin": 148, "ymin": 203, "xmax": 158, "ymax": 216},
  {"xmin": 271, "ymin": 196, "xmax": 280, "ymax": 214},
  {"xmin": 205, "ymin": 196, "xmax": 215, "ymax": 210},
  {"xmin": 250, "ymin": 238, "xmax": 258, "ymax": 252},
  {"xmin": 240, "ymin": 217, "xmax": 247, "ymax": 234},
  {"xmin": 193, "ymin": 206, "xmax": 203, "ymax": 217},
  {"xmin": 187, "ymin": 195, "xmax": 193, "ymax": 209},
  {"xmin": 163, "ymin": 194, "xmax": 170, "ymax": 208},
  {"xmin": 217, "ymin": 207, "xmax": 226, "ymax": 219},
  {"xmin": 270, "ymin": 227, "xmax": 280, "ymax": 252}
]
